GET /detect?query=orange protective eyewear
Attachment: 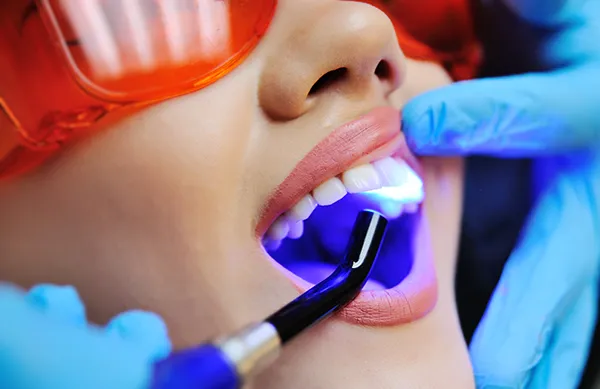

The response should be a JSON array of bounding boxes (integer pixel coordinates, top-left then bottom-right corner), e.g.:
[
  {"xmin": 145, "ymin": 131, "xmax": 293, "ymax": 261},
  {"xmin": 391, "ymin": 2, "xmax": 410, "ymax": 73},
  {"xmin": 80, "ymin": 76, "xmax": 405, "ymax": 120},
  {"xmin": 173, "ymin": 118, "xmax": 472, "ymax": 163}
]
[
  {"xmin": 0, "ymin": 0, "xmax": 277, "ymax": 179},
  {"xmin": 0, "ymin": 0, "xmax": 479, "ymax": 180}
]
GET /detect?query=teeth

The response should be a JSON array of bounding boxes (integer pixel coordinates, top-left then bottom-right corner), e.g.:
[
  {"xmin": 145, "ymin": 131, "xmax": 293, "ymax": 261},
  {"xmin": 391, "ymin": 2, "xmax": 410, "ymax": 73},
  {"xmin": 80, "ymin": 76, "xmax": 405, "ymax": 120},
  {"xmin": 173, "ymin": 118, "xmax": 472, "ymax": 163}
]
[
  {"xmin": 366, "ymin": 158, "xmax": 424, "ymax": 204},
  {"xmin": 312, "ymin": 177, "xmax": 347, "ymax": 206},
  {"xmin": 403, "ymin": 203, "xmax": 419, "ymax": 213},
  {"xmin": 264, "ymin": 157, "xmax": 424, "ymax": 251},
  {"xmin": 288, "ymin": 221, "xmax": 304, "ymax": 239},
  {"xmin": 263, "ymin": 218, "xmax": 305, "ymax": 251},
  {"xmin": 380, "ymin": 201, "xmax": 404, "ymax": 219},
  {"xmin": 263, "ymin": 238, "xmax": 282, "ymax": 252},
  {"xmin": 287, "ymin": 194, "xmax": 317, "ymax": 221},
  {"xmin": 267, "ymin": 217, "xmax": 290, "ymax": 241},
  {"xmin": 341, "ymin": 164, "xmax": 382, "ymax": 193},
  {"xmin": 373, "ymin": 157, "xmax": 410, "ymax": 187}
]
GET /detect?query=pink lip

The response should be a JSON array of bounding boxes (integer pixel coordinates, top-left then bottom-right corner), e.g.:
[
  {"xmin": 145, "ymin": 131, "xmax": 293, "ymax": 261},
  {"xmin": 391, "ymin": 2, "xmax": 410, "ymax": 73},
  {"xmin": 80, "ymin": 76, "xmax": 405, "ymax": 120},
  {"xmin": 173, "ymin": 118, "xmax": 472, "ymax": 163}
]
[{"xmin": 257, "ymin": 106, "xmax": 438, "ymax": 327}]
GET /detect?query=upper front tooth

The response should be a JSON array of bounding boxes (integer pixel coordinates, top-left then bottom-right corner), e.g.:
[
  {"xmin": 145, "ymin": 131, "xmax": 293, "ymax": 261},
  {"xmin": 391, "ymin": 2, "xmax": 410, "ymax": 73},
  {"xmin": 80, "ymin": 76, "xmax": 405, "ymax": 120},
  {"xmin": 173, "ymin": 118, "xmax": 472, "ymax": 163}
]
[
  {"xmin": 313, "ymin": 177, "xmax": 347, "ymax": 206},
  {"xmin": 341, "ymin": 164, "xmax": 382, "ymax": 193},
  {"xmin": 288, "ymin": 194, "xmax": 318, "ymax": 221},
  {"xmin": 373, "ymin": 157, "xmax": 410, "ymax": 187}
]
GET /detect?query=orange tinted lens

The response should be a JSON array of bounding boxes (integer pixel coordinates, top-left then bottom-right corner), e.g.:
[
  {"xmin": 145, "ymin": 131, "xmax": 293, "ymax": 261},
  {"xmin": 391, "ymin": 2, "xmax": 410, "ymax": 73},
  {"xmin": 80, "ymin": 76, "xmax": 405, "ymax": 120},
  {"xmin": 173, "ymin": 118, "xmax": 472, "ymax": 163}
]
[{"xmin": 41, "ymin": 0, "xmax": 277, "ymax": 102}]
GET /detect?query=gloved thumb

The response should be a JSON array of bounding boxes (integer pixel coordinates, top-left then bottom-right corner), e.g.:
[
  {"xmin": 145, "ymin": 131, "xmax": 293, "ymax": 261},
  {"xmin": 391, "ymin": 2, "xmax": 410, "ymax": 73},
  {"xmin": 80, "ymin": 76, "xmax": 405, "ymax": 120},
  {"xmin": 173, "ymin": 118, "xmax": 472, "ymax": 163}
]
[{"xmin": 402, "ymin": 66, "xmax": 600, "ymax": 158}]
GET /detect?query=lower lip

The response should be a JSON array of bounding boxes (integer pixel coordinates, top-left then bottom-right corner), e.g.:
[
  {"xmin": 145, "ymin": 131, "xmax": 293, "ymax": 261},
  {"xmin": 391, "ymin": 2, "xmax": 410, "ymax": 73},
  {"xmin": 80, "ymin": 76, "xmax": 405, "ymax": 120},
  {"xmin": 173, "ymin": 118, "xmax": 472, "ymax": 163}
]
[{"xmin": 265, "ymin": 210, "xmax": 438, "ymax": 327}]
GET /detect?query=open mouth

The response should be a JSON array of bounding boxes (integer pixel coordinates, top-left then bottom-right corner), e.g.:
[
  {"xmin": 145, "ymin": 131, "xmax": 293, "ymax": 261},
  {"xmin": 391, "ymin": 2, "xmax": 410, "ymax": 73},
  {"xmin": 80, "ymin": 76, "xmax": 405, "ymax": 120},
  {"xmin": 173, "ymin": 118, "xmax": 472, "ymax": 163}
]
[
  {"xmin": 265, "ymin": 157, "xmax": 422, "ymax": 290},
  {"xmin": 256, "ymin": 107, "xmax": 438, "ymax": 327}
]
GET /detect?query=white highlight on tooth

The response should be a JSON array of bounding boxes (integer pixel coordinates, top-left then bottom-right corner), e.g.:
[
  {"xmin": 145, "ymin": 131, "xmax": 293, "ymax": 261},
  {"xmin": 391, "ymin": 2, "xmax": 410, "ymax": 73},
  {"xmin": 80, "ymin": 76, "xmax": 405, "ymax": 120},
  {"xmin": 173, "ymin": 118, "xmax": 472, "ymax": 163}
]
[
  {"xmin": 381, "ymin": 202, "xmax": 404, "ymax": 219},
  {"xmin": 288, "ymin": 221, "xmax": 304, "ymax": 239},
  {"xmin": 267, "ymin": 217, "xmax": 289, "ymax": 241},
  {"xmin": 373, "ymin": 157, "xmax": 408, "ymax": 187},
  {"xmin": 342, "ymin": 164, "xmax": 382, "ymax": 194},
  {"xmin": 288, "ymin": 195, "xmax": 317, "ymax": 221},
  {"xmin": 312, "ymin": 177, "xmax": 347, "ymax": 206},
  {"xmin": 366, "ymin": 159, "xmax": 424, "ymax": 204}
]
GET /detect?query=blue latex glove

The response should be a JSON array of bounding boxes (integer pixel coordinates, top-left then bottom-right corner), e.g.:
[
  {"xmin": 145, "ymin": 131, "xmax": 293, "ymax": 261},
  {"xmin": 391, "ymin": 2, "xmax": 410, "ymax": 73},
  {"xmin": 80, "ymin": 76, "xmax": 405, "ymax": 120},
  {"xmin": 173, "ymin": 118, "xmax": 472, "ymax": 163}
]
[
  {"xmin": 402, "ymin": 0, "xmax": 600, "ymax": 388},
  {"xmin": 0, "ymin": 283, "xmax": 172, "ymax": 389}
]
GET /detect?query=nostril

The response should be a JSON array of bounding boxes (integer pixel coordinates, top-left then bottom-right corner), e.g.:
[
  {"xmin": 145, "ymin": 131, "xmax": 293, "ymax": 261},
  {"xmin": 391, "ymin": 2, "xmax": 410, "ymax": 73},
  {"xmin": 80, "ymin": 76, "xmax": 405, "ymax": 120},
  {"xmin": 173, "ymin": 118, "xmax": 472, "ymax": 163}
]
[
  {"xmin": 308, "ymin": 68, "xmax": 348, "ymax": 95},
  {"xmin": 374, "ymin": 60, "xmax": 392, "ymax": 81},
  {"xmin": 308, "ymin": 61, "xmax": 394, "ymax": 97}
]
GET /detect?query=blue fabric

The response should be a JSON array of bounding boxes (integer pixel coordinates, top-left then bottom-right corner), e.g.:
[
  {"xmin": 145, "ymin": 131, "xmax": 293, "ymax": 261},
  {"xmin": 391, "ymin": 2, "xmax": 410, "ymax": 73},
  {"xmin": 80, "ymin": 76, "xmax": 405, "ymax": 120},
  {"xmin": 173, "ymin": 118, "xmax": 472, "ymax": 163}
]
[{"xmin": 402, "ymin": 1, "xmax": 600, "ymax": 388}]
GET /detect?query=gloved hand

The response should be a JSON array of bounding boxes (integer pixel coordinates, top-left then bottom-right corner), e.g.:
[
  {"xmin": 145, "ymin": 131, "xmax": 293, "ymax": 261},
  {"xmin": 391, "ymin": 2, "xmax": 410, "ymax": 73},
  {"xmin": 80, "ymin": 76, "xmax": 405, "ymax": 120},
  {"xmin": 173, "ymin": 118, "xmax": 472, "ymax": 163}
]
[
  {"xmin": 0, "ymin": 283, "xmax": 172, "ymax": 389},
  {"xmin": 402, "ymin": 0, "xmax": 600, "ymax": 388}
]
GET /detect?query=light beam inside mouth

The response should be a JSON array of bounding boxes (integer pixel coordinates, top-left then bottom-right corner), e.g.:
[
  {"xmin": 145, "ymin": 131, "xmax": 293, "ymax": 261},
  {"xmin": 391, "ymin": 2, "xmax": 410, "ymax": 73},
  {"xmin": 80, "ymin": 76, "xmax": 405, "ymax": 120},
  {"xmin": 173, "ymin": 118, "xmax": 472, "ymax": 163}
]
[
  {"xmin": 362, "ymin": 171, "xmax": 424, "ymax": 219},
  {"xmin": 365, "ymin": 168, "xmax": 423, "ymax": 202}
]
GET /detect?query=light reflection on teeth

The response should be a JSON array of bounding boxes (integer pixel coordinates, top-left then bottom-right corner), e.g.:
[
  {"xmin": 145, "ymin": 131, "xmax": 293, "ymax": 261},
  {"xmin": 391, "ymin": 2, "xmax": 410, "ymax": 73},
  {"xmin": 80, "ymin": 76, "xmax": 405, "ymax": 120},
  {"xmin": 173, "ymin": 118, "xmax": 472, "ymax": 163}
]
[
  {"xmin": 263, "ymin": 157, "xmax": 424, "ymax": 251},
  {"xmin": 342, "ymin": 164, "xmax": 382, "ymax": 193},
  {"xmin": 365, "ymin": 164, "xmax": 423, "ymax": 203},
  {"xmin": 312, "ymin": 177, "xmax": 347, "ymax": 206},
  {"xmin": 380, "ymin": 201, "xmax": 404, "ymax": 219},
  {"xmin": 373, "ymin": 157, "xmax": 409, "ymax": 186}
]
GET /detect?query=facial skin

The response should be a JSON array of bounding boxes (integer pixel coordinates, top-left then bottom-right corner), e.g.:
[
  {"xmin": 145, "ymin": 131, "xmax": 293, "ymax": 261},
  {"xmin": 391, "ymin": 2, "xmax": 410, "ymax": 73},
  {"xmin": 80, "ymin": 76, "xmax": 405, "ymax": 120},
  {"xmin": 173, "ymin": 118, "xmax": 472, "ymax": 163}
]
[{"xmin": 0, "ymin": 1, "xmax": 473, "ymax": 388}]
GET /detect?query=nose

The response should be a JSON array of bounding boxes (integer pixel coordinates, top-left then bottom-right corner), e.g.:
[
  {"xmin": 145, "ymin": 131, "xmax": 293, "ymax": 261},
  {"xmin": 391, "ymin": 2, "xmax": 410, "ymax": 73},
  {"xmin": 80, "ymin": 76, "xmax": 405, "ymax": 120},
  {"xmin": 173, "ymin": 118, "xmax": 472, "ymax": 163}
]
[{"xmin": 258, "ymin": 1, "xmax": 405, "ymax": 121}]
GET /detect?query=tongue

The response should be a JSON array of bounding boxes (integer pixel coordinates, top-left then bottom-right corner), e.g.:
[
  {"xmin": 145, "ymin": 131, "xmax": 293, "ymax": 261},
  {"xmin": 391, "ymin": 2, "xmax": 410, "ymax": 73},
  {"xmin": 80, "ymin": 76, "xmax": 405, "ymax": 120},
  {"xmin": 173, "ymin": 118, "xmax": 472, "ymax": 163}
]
[{"xmin": 287, "ymin": 262, "xmax": 386, "ymax": 291}]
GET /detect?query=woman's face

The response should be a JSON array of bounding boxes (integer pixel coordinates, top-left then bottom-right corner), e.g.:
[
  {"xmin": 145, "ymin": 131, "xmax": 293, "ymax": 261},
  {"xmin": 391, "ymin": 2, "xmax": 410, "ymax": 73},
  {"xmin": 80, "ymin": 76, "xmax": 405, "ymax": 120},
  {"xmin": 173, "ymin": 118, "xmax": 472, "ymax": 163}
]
[{"xmin": 0, "ymin": 0, "xmax": 473, "ymax": 387}]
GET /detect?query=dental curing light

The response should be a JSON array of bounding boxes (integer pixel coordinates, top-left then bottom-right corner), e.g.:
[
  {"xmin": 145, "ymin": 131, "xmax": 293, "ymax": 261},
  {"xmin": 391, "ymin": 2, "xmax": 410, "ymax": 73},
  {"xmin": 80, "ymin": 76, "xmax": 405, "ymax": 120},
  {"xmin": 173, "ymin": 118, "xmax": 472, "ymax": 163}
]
[{"xmin": 150, "ymin": 210, "xmax": 388, "ymax": 389}]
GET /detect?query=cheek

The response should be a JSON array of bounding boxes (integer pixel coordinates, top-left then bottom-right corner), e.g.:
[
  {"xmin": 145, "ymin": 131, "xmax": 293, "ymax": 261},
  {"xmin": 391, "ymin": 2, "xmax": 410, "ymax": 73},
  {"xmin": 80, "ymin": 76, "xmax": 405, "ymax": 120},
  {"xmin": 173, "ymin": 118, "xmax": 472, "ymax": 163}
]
[
  {"xmin": 27, "ymin": 74, "xmax": 262, "ymax": 245},
  {"xmin": 113, "ymin": 74, "xmax": 258, "ymax": 194},
  {"xmin": 422, "ymin": 156, "xmax": 464, "ymax": 291}
]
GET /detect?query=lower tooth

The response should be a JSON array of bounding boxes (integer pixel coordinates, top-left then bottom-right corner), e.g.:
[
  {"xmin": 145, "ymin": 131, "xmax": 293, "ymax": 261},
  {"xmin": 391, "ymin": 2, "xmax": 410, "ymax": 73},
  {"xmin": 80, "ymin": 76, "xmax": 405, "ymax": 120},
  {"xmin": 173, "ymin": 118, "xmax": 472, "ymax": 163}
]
[
  {"xmin": 267, "ymin": 218, "xmax": 290, "ymax": 240},
  {"xmin": 288, "ymin": 221, "xmax": 304, "ymax": 239},
  {"xmin": 381, "ymin": 202, "xmax": 404, "ymax": 219},
  {"xmin": 404, "ymin": 203, "xmax": 419, "ymax": 213},
  {"xmin": 264, "ymin": 238, "xmax": 282, "ymax": 252}
]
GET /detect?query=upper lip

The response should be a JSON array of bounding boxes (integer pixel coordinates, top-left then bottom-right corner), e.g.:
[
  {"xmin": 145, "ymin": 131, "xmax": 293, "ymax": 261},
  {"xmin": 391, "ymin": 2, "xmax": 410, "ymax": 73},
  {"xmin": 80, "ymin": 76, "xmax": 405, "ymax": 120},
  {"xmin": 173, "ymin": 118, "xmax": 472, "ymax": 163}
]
[{"xmin": 256, "ymin": 106, "xmax": 419, "ymax": 237}]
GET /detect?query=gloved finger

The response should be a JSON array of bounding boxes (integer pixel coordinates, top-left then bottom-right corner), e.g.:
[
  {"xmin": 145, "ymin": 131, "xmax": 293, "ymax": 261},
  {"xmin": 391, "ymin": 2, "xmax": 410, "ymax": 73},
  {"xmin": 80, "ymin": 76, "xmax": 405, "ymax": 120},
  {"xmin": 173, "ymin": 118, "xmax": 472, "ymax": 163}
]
[
  {"xmin": 527, "ymin": 280, "xmax": 598, "ymax": 389},
  {"xmin": 501, "ymin": 0, "xmax": 591, "ymax": 26},
  {"xmin": 469, "ymin": 154, "xmax": 600, "ymax": 388},
  {"xmin": 25, "ymin": 284, "xmax": 87, "ymax": 325},
  {"xmin": 402, "ymin": 67, "xmax": 600, "ymax": 157},
  {"xmin": 106, "ymin": 310, "xmax": 172, "ymax": 361},
  {"xmin": 0, "ymin": 285, "xmax": 155, "ymax": 389}
]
